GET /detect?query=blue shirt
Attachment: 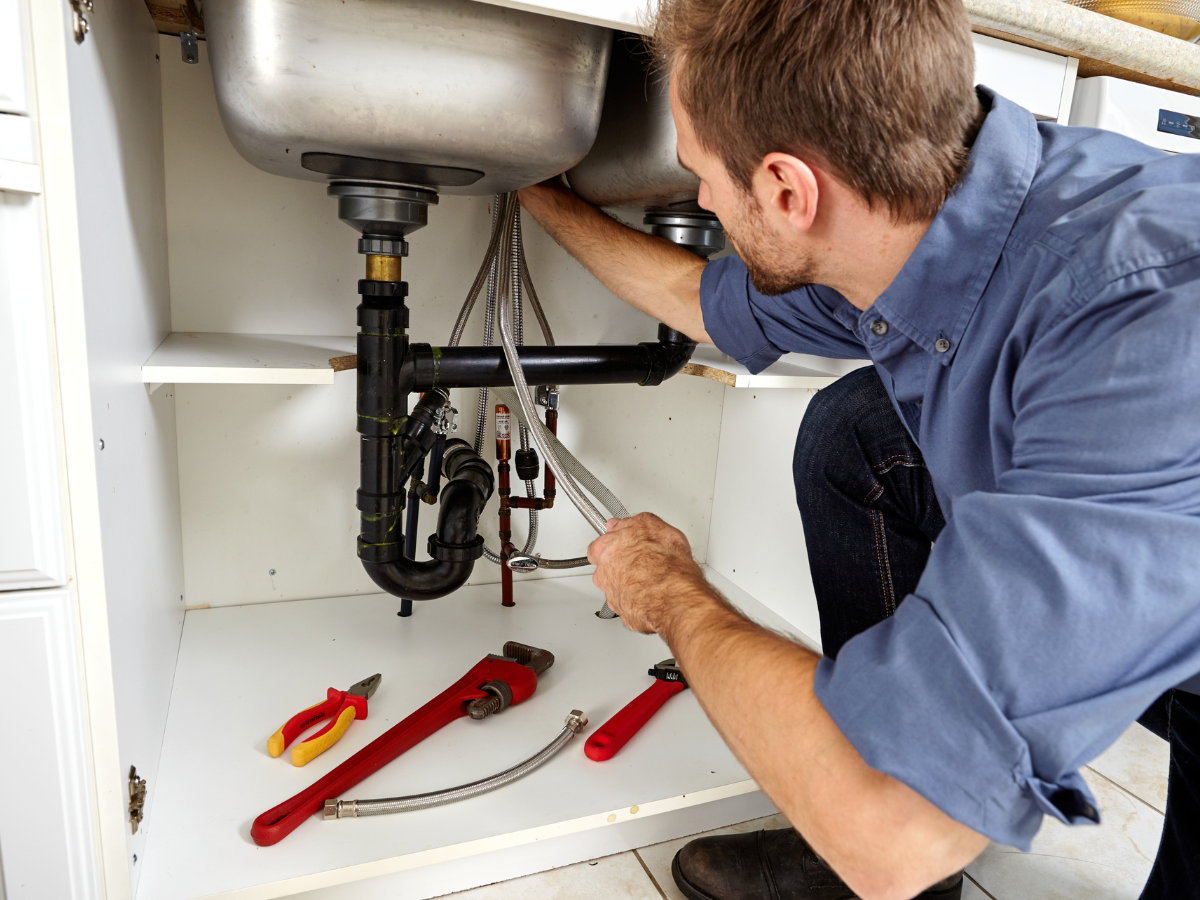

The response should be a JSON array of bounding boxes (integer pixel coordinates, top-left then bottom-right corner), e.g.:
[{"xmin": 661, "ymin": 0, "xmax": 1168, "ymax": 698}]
[{"xmin": 700, "ymin": 88, "xmax": 1200, "ymax": 849}]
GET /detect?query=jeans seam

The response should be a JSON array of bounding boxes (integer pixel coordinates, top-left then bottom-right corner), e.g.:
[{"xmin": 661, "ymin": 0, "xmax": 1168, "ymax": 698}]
[
  {"xmin": 869, "ymin": 509, "xmax": 897, "ymax": 616},
  {"xmin": 872, "ymin": 456, "xmax": 924, "ymax": 476}
]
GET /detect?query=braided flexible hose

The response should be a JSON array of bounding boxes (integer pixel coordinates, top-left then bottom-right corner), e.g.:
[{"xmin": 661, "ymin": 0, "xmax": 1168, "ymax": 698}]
[{"xmin": 324, "ymin": 711, "xmax": 587, "ymax": 819}]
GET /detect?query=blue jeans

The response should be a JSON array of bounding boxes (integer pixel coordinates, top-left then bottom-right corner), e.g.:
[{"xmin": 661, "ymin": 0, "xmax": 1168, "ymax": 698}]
[{"xmin": 792, "ymin": 365, "xmax": 1198, "ymax": 898}]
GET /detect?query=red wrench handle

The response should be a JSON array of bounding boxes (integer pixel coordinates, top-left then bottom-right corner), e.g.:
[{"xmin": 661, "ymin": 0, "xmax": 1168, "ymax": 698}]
[
  {"xmin": 585, "ymin": 678, "xmax": 687, "ymax": 762},
  {"xmin": 251, "ymin": 656, "xmax": 537, "ymax": 846}
]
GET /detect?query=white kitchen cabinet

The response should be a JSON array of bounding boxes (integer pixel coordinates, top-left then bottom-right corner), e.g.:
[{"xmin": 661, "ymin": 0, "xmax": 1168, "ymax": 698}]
[
  {"xmin": 0, "ymin": 189, "xmax": 64, "ymax": 589},
  {"xmin": 0, "ymin": 589, "xmax": 101, "ymax": 899},
  {"xmin": 2, "ymin": 0, "xmax": 1126, "ymax": 897},
  {"xmin": 0, "ymin": 0, "xmax": 30, "ymax": 115}
]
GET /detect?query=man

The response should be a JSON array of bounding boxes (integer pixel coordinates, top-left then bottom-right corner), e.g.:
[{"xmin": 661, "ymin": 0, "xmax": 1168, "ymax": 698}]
[{"xmin": 519, "ymin": 0, "xmax": 1200, "ymax": 898}]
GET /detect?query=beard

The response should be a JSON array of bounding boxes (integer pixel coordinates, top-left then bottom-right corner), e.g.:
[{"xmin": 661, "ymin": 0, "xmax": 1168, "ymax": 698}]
[{"xmin": 722, "ymin": 193, "xmax": 819, "ymax": 296}]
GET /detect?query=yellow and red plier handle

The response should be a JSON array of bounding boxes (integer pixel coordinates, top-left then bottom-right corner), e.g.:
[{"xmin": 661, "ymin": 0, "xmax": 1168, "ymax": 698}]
[{"xmin": 268, "ymin": 687, "xmax": 369, "ymax": 767}]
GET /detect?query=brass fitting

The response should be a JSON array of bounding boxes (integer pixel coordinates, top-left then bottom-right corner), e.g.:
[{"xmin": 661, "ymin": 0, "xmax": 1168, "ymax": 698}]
[{"xmin": 366, "ymin": 254, "xmax": 402, "ymax": 282}]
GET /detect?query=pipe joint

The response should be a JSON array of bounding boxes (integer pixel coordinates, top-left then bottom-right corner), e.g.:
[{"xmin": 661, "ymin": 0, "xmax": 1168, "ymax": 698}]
[
  {"xmin": 358, "ymin": 280, "xmax": 408, "ymax": 301},
  {"xmin": 360, "ymin": 440, "xmax": 494, "ymax": 600},
  {"xmin": 427, "ymin": 534, "xmax": 485, "ymax": 562},
  {"xmin": 637, "ymin": 338, "xmax": 695, "ymax": 386}
]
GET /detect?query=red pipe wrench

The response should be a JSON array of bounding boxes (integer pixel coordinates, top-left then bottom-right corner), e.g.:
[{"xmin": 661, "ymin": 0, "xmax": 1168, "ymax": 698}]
[
  {"xmin": 585, "ymin": 659, "xmax": 687, "ymax": 762},
  {"xmin": 251, "ymin": 641, "xmax": 553, "ymax": 846}
]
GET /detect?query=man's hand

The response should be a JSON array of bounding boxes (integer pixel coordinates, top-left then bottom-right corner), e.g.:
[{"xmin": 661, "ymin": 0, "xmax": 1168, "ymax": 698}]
[
  {"xmin": 587, "ymin": 511, "xmax": 988, "ymax": 900},
  {"xmin": 587, "ymin": 513, "xmax": 709, "ymax": 634}
]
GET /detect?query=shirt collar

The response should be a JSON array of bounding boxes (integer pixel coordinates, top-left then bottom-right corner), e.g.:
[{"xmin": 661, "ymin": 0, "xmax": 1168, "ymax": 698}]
[{"xmin": 864, "ymin": 88, "xmax": 1040, "ymax": 365}]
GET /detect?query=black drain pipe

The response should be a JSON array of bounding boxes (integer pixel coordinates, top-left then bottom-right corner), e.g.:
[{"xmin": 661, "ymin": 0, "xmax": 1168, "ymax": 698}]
[
  {"xmin": 356, "ymin": 274, "xmax": 495, "ymax": 601},
  {"xmin": 402, "ymin": 324, "xmax": 696, "ymax": 392},
  {"xmin": 363, "ymin": 438, "xmax": 493, "ymax": 600},
  {"xmin": 355, "ymin": 285, "xmax": 692, "ymax": 602}
]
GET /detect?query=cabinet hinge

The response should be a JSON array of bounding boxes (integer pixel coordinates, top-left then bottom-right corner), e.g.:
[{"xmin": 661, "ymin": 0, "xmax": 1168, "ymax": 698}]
[
  {"xmin": 128, "ymin": 766, "xmax": 148, "ymax": 834},
  {"xmin": 69, "ymin": 0, "xmax": 93, "ymax": 44}
]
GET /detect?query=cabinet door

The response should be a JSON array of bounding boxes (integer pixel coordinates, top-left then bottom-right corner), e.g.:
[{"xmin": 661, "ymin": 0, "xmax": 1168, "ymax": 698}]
[
  {"xmin": 0, "ymin": 0, "xmax": 29, "ymax": 115},
  {"xmin": 0, "ymin": 589, "xmax": 100, "ymax": 899},
  {"xmin": 0, "ymin": 189, "xmax": 66, "ymax": 589}
]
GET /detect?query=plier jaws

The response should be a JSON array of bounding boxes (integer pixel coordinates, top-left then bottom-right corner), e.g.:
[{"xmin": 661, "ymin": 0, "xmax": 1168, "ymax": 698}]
[{"xmin": 348, "ymin": 673, "xmax": 382, "ymax": 699}]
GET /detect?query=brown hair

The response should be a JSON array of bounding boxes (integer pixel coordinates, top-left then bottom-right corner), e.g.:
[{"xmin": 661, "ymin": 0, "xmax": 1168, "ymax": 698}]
[{"xmin": 652, "ymin": 0, "xmax": 981, "ymax": 222}]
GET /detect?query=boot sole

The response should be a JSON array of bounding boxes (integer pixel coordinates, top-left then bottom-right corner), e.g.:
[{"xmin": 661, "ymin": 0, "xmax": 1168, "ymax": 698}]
[{"xmin": 670, "ymin": 849, "xmax": 963, "ymax": 900}]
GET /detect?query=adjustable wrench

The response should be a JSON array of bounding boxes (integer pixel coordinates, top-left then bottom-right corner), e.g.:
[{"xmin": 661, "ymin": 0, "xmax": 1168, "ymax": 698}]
[{"xmin": 584, "ymin": 659, "xmax": 687, "ymax": 762}]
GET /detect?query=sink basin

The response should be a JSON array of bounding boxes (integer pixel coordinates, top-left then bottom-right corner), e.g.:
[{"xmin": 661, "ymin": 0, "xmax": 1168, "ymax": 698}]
[
  {"xmin": 568, "ymin": 38, "xmax": 698, "ymax": 209},
  {"xmin": 204, "ymin": 0, "xmax": 612, "ymax": 193}
]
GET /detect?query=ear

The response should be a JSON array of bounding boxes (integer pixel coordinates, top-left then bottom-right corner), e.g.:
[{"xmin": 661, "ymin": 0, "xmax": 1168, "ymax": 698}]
[{"xmin": 756, "ymin": 153, "xmax": 819, "ymax": 234}]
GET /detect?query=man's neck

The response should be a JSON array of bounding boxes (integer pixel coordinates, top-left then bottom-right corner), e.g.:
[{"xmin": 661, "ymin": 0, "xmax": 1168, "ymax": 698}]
[{"xmin": 808, "ymin": 175, "xmax": 934, "ymax": 311}]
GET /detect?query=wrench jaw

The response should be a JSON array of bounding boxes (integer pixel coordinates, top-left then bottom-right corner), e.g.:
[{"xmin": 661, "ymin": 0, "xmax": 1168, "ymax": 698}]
[
  {"xmin": 648, "ymin": 658, "xmax": 686, "ymax": 687},
  {"xmin": 503, "ymin": 641, "xmax": 555, "ymax": 676}
]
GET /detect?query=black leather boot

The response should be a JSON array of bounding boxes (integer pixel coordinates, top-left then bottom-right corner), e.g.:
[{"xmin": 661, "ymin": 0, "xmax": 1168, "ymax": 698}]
[{"xmin": 671, "ymin": 828, "xmax": 964, "ymax": 900}]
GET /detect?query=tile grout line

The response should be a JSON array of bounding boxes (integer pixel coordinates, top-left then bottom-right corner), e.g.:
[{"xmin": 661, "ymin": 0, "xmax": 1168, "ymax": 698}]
[
  {"xmin": 1084, "ymin": 764, "xmax": 1167, "ymax": 817},
  {"xmin": 634, "ymin": 849, "xmax": 671, "ymax": 900},
  {"xmin": 965, "ymin": 870, "xmax": 1001, "ymax": 900}
]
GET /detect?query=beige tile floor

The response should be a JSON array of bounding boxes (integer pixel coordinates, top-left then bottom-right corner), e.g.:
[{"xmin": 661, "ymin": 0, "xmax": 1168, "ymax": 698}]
[{"xmin": 441, "ymin": 723, "xmax": 1169, "ymax": 900}]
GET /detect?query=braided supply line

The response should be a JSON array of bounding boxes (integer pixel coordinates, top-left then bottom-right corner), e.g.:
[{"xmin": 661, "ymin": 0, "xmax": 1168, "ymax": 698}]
[
  {"xmin": 447, "ymin": 194, "xmax": 628, "ymax": 583},
  {"xmin": 323, "ymin": 711, "xmax": 587, "ymax": 819},
  {"xmin": 495, "ymin": 229, "xmax": 622, "ymax": 617}
]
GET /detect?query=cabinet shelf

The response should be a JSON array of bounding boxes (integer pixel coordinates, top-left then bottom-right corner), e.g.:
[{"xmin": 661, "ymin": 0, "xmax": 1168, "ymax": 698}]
[
  {"xmin": 141, "ymin": 332, "xmax": 855, "ymax": 390},
  {"xmin": 141, "ymin": 332, "xmax": 357, "ymax": 385},
  {"xmin": 683, "ymin": 345, "xmax": 857, "ymax": 390},
  {"xmin": 139, "ymin": 571, "xmax": 783, "ymax": 900}
]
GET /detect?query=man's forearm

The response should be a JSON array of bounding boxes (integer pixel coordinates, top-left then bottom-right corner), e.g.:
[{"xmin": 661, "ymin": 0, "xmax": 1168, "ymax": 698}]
[
  {"xmin": 517, "ymin": 182, "xmax": 712, "ymax": 342},
  {"xmin": 660, "ymin": 579, "xmax": 988, "ymax": 900}
]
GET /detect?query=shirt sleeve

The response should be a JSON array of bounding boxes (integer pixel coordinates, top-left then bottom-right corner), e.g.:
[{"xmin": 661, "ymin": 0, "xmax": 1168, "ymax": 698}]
[
  {"xmin": 813, "ymin": 274, "xmax": 1200, "ymax": 849},
  {"xmin": 700, "ymin": 255, "xmax": 870, "ymax": 372}
]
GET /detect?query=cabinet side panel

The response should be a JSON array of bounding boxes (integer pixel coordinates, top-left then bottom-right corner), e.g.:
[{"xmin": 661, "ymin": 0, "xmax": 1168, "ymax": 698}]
[
  {"xmin": 64, "ymin": 0, "xmax": 185, "ymax": 888},
  {"xmin": 707, "ymin": 387, "xmax": 823, "ymax": 649}
]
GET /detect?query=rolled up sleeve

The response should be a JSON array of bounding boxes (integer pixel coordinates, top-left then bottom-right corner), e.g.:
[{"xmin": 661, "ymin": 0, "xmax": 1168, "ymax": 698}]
[{"xmin": 700, "ymin": 256, "xmax": 869, "ymax": 372}]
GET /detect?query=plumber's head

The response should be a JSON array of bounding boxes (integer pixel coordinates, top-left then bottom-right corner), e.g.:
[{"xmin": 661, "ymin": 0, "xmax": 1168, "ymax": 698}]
[{"xmin": 655, "ymin": 0, "xmax": 981, "ymax": 297}]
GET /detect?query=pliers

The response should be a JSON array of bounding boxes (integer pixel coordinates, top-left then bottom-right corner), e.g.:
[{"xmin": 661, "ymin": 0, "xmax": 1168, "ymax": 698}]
[{"xmin": 268, "ymin": 673, "xmax": 382, "ymax": 767}]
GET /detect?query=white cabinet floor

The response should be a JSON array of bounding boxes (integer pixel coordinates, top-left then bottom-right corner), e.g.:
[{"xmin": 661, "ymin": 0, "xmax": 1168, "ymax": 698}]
[{"xmin": 442, "ymin": 722, "xmax": 1170, "ymax": 900}]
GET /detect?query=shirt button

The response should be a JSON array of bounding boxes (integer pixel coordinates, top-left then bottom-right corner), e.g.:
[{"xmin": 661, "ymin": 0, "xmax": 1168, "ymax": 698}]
[
  {"xmin": 870, "ymin": 319, "xmax": 889, "ymax": 336},
  {"xmin": 935, "ymin": 338, "xmax": 951, "ymax": 353}
]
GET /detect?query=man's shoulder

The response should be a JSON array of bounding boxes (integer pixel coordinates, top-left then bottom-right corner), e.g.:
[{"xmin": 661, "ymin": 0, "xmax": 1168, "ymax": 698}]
[{"xmin": 1012, "ymin": 126, "xmax": 1200, "ymax": 293}]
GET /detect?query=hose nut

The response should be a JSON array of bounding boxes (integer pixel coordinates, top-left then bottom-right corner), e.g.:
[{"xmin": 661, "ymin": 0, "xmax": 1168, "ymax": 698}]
[
  {"xmin": 565, "ymin": 710, "xmax": 588, "ymax": 733},
  {"xmin": 323, "ymin": 799, "xmax": 358, "ymax": 819}
]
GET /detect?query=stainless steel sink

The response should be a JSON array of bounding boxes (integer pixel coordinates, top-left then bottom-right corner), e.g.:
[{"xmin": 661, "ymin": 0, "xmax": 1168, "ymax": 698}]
[
  {"xmin": 204, "ymin": 0, "xmax": 612, "ymax": 193},
  {"xmin": 568, "ymin": 39, "xmax": 698, "ymax": 209}
]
